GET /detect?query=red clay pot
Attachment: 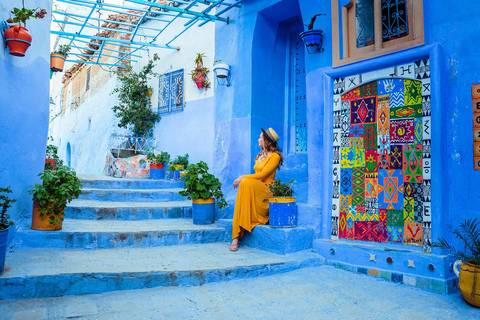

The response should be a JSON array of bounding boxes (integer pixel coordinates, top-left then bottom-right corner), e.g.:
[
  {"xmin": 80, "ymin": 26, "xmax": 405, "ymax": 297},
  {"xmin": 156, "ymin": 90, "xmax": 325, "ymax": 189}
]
[
  {"xmin": 195, "ymin": 74, "xmax": 205, "ymax": 89},
  {"xmin": 5, "ymin": 25, "xmax": 32, "ymax": 57},
  {"xmin": 150, "ymin": 163, "xmax": 164, "ymax": 169}
]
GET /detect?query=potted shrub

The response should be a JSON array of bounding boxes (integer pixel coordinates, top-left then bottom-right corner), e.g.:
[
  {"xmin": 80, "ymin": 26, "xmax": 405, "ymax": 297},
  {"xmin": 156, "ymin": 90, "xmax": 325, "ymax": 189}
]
[
  {"xmin": 146, "ymin": 149, "xmax": 170, "ymax": 179},
  {"xmin": 433, "ymin": 218, "xmax": 480, "ymax": 307},
  {"xmin": 0, "ymin": 186, "xmax": 16, "ymax": 275},
  {"xmin": 168, "ymin": 153, "xmax": 189, "ymax": 181},
  {"xmin": 50, "ymin": 44, "xmax": 71, "ymax": 72},
  {"xmin": 190, "ymin": 53, "xmax": 210, "ymax": 90},
  {"xmin": 111, "ymin": 54, "xmax": 161, "ymax": 154},
  {"xmin": 29, "ymin": 165, "xmax": 82, "ymax": 231},
  {"xmin": 179, "ymin": 161, "xmax": 227, "ymax": 224},
  {"xmin": 267, "ymin": 179, "xmax": 296, "ymax": 228},
  {"xmin": 5, "ymin": 6, "xmax": 47, "ymax": 57}
]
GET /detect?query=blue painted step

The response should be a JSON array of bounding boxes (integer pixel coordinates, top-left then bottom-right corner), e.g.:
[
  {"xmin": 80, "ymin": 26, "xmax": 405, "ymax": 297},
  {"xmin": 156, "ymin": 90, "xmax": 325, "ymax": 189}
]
[
  {"xmin": 0, "ymin": 243, "xmax": 325, "ymax": 300},
  {"xmin": 66, "ymin": 200, "xmax": 192, "ymax": 220},
  {"xmin": 79, "ymin": 174, "xmax": 184, "ymax": 190},
  {"xmin": 16, "ymin": 219, "xmax": 225, "ymax": 249},
  {"xmin": 78, "ymin": 188, "xmax": 185, "ymax": 202},
  {"xmin": 218, "ymin": 219, "xmax": 314, "ymax": 255}
]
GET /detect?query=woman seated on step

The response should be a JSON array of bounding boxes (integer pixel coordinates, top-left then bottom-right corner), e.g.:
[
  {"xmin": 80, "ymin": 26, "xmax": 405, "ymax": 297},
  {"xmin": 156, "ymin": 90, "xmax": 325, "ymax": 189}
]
[{"xmin": 229, "ymin": 127, "xmax": 283, "ymax": 251}]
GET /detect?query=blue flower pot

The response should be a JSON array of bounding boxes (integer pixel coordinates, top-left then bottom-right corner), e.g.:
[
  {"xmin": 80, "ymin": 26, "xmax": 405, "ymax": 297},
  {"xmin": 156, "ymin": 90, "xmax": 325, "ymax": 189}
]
[
  {"xmin": 192, "ymin": 198, "xmax": 215, "ymax": 224},
  {"xmin": 0, "ymin": 226, "xmax": 10, "ymax": 275},
  {"xmin": 268, "ymin": 197, "xmax": 297, "ymax": 228}
]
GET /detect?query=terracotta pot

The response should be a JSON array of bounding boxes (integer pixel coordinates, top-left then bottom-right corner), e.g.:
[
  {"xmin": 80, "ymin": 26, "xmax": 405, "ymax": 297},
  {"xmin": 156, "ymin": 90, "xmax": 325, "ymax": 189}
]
[
  {"xmin": 150, "ymin": 163, "xmax": 164, "ymax": 169},
  {"xmin": 195, "ymin": 74, "xmax": 205, "ymax": 89},
  {"xmin": 31, "ymin": 203, "xmax": 64, "ymax": 231},
  {"xmin": 4, "ymin": 25, "xmax": 32, "ymax": 57},
  {"xmin": 454, "ymin": 260, "xmax": 480, "ymax": 307},
  {"xmin": 50, "ymin": 53, "xmax": 66, "ymax": 72}
]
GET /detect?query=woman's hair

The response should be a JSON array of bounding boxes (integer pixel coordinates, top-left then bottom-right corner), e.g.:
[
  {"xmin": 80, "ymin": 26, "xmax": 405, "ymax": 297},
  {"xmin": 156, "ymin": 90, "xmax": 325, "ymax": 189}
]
[{"xmin": 255, "ymin": 133, "xmax": 284, "ymax": 169}]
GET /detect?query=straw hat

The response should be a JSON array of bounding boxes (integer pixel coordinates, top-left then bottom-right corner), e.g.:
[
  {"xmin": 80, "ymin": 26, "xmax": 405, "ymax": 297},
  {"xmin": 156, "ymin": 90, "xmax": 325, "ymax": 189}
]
[{"xmin": 261, "ymin": 127, "xmax": 280, "ymax": 143}]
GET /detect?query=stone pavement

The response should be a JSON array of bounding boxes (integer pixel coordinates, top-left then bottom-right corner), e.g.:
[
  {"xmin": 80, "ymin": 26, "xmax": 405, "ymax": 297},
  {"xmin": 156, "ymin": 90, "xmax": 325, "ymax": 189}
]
[{"xmin": 1, "ymin": 265, "xmax": 477, "ymax": 320}]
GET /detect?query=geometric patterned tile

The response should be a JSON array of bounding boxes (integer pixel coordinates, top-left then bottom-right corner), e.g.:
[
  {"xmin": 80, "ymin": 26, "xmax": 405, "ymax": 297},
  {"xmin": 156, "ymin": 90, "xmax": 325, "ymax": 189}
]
[{"xmin": 403, "ymin": 221, "xmax": 423, "ymax": 247}]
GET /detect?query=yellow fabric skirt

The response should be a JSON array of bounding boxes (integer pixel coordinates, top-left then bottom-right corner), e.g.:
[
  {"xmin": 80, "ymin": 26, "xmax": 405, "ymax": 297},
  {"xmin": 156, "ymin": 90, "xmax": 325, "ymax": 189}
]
[{"xmin": 232, "ymin": 178, "xmax": 270, "ymax": 240}]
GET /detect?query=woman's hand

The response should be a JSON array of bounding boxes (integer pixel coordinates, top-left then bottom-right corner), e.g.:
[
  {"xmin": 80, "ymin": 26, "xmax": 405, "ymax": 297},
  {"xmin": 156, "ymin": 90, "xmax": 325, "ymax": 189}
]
[{"xmin": 233, "ymin": 176, "xmax": 244, "ymax": 189}]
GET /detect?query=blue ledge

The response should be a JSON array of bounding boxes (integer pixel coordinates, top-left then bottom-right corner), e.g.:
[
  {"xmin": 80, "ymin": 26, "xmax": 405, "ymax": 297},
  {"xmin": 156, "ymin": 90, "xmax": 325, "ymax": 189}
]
[
  {"xmin": 218, "ymin": 219, "xmax": 314, "ymax": 255},
  {"xmin": 313, "ymin": 239, "xmax": 458, "ymax": 294}
]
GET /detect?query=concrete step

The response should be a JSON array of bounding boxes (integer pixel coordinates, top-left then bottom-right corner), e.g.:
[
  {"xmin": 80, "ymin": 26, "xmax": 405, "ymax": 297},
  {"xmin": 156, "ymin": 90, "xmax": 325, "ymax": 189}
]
[
  {"xmin": 16, "ymin": 219, "xmax": 225, "ymax": 249},
  {"xmin": 218, "ymin": 219, "xmax": 314, "ymax": 255},
  {"xmin": 78, "ymin": 188, "xmax": 185, "ymax": 202},
  {"xmin": 0, "ymin": 243, "xmax": 325, "ymax": 300},
  {"xmin": 65, "ymin": 199, "xmax": 192, "ymax": 220},
  {"xmin": 79, "ymin": 174, "xmax": 184, "ymax": 190}
]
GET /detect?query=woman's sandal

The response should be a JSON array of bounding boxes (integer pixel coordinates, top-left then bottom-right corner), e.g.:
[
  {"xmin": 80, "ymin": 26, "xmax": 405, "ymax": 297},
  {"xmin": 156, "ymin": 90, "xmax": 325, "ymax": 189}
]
[{"xmin": 229, "ymin": 242, "xmax": 239, "ymax": 251}]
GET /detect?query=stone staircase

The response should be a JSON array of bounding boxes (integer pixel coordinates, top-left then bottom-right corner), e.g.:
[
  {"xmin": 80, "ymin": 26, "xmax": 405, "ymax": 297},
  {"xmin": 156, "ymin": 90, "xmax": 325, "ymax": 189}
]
[{"xmin": 0, "ymin": 175, "xmax": 323, "ymax": 300}]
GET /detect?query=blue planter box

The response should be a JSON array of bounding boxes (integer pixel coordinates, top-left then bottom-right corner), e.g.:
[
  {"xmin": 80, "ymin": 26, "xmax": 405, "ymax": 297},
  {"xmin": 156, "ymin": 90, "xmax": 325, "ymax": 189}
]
[
  {"xmin": 192, "ymin": 199, "xmax": 215, "ymax": 224},
  {"xmin": 269, "ymin": 198, "xmax": 297, "ymax": 228}
]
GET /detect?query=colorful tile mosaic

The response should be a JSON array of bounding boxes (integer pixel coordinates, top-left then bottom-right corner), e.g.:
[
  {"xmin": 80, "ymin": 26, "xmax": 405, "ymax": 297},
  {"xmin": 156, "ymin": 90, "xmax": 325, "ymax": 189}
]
[{"xmin": 332, "ymin": 59, "xmax": 431, "ymax": 251}]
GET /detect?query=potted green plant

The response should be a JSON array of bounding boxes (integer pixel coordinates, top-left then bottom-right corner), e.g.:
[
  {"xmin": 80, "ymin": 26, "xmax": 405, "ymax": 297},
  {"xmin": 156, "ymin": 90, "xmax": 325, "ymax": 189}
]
[
  {"xmin": 168, "ymin": 153, "xmax": 189, "ymax": 181},
  {"xmin": 50, "ymin": 44, "xmax": 71, "ymax": 72},
  {"xmin": 146, "ymin": 149, "xmax": 170, "ymax": 179},
  {"xmin": 0, "ymin": 186, "xmax": 16, "ymax": 275},
  {"xmin": 5, "ymin": 6, "xmax": 47, "ymax": 56},
  {"xmin": 266, "ymin": 179, "xmax": 296, "ymax": 228},
  {"xmin": 433, "ymin": 218, "xmax": 480, "ymax": 307},
  {"xmin": 190, "ymin": 53, "xmax": 210, "ymax": 90},
  {"xmin": 111, "ymin": 54, "xmax": 161, "ymax": 153},
  {"xmin": 29, "ymin": 165, "xmax": 82, "ymax": 231},
  {"xmin": 179, "ymin": 161, "xmax": 227, "ymax": 224}
]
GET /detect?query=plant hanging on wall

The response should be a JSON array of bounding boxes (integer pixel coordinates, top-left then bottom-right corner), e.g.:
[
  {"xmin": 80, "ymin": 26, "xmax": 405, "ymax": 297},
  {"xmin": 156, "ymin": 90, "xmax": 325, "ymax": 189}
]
[
  {"xmin": 190, "ymin": 53, "xmax": 210, "ymax": 90},
  {"xmin": 5, "ymin": 3, "xmax": 47, "ymax": 57},
  {"xmin": 112, "ymin": 54, "xmax": 161, "ymax": 138}
]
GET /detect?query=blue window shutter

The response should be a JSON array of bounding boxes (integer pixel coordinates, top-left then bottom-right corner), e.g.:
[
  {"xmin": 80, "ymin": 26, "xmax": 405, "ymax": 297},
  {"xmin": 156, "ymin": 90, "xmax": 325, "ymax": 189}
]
[{"xmin": 158, "ymin": 69, "xmax": 184, "ymax": 115}]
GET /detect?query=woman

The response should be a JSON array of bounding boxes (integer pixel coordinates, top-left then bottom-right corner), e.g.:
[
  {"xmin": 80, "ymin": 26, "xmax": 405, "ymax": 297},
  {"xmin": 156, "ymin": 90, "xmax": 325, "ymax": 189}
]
[{"xmin": 229, "ymin": 127, "xmax": 284, "ymax": 251}]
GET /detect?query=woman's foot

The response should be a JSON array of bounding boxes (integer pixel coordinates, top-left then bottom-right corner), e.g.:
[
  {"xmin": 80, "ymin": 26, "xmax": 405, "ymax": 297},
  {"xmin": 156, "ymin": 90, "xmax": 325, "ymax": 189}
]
[{"xmin": 229, "ymin": 238, "xmax": 239, "ymax": 251}]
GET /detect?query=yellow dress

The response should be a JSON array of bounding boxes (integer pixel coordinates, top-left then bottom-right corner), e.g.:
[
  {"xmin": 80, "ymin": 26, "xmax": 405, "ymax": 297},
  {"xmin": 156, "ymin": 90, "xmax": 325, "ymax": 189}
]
[{"xmin": 232, "ymin": 152, "xmax": 281, "ymax": 240}]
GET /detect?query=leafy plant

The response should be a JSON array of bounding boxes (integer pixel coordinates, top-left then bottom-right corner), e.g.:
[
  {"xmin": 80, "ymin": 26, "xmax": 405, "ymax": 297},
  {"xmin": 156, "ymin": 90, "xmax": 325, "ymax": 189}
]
[
  {"xmin": 213, "ymin": 59, "xmax": 223, "ymax": 64},
  {"xmin": 267, "ymin": 179, "xmax": 295, "ymax": 197},
  {"xmin": 0, "ymin": 186, "xmax": 16, "ymax": 231},
  {"xmin": 146, "ymin": 149, "xmax": 170, "ymax": 165},
  {"xmin": 45, "ymin": 136, "xmax": 59, "ymax": 159},
  {"xmin": 202, "ymin": 80, "xmax": 211, "ymax": 89},
  {"xmin": 190, "ymin": 54, "xmax": 210, "ymax": 90},
  {"xmin": 194, "ymin": 53, "xmax": 206, "ymax": 65},
  {"xmin": 112, "ymin": 54, "xmax": 161, "ymax": 138},
  {"xmin": 53, "ymin": 44, "xmax": 71, "ymax": 58},
  {"xmin": 171, "ymin": 153, "xmax": 189, "ymax": 168},
  {"xmin": 29, "ymin": 165, "xmax": 82, "ymax": 226},
  {"xmin": 179, "ymin": 161, "xmax": 228, "ymax": 209},
  {"xmin": 7, "ymin": 7, "xmax": 47, "ymax": 27},
  {"xmin": 432, "ymin": 218, "xmax": 480, "ymax": 266}
]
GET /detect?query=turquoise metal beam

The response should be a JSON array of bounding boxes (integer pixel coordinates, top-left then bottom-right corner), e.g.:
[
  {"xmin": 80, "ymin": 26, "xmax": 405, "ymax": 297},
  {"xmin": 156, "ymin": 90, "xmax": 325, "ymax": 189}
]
[
  {"xmin": 96, "ymin": 41, "xmax": 105, "ymax": 63},
  {"xmin": 51, "ymin": 31, "xmax": 179, "ymax": 50},
  {"xmin": 67, "ymin": 0, "xmax": 97, "ymax": 47},
  {"xmin": 52, "ymin": 19, "xmax": 157, "ymax": 38},
  {"xmin": 124, "ymin": 0, "xmax": 228, "ymax": 22},
  {"xmin": 215, "ymin": 0, "xmax": 242, "ymax": 16},
  {"xmin": 55, "ymin": 0, "xmax": 172, "ymax": 23},
  {"xmin": 64, "ymin": 60, "xmax": 129, "ymax": 68},
  {"xmin": 185, "ymin": 0, "xmax": 225, "ymax": 27},
  {"xmin": 68, "ymin": 52, "xmax": 137, "ymax": 62},
  {"xmin": 151, "ymin": 0, "xmax": 199, "ymax": 43},
  {"xmin": 110, "ymin": 45, "xmax": 145, "ymax": 69},
  {"xmin": 58, "ymin": 35, "xmax": 150, "ymax": 53}
]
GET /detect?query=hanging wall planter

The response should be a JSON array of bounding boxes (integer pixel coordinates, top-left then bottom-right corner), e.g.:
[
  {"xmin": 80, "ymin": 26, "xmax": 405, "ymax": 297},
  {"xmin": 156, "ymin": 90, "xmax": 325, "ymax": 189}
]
[
  {"xmin": 300, "ymin": 14, "xmax": 326, "ymax": 54},
  {"xmin": 195, "ymin": 74, "xmax": 205, "ymax": 89},
  {"xmin": 50, "ymin": 54, "xmax": 66, "ymax": 72},
  {"xmin": 4, "ymin": 25, "xmax": 32, "ymax": 57},
  {"xmin": 190, "ymin": 53, "xmax": 210, "ymax": 91},
  {"xmin": 3, "ymin": 7, "xmax": 47, "ymax": 57}
]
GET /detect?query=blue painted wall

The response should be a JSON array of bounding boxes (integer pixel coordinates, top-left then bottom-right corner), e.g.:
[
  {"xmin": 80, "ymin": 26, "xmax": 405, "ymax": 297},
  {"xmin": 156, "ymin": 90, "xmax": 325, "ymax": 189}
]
[
  {"xmin": 0, "ymin": 0, "xmax": 52, "ymax": 245},
  {"xmin": 215, "ymin": 0, "xmax": 480, "ymax": 251}
]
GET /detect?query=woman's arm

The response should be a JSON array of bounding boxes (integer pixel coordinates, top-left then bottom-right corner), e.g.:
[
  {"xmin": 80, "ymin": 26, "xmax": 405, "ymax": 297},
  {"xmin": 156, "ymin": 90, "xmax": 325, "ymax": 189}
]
[{"xmin": 243, "ymin": 153, "xmax": 280, "ymax": 180}]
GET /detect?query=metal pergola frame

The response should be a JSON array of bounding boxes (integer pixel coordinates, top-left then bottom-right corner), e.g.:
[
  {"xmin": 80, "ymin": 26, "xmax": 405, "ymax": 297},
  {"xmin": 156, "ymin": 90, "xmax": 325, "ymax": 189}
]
[{"xmin": 51, "ymin": 0, "xmax": 242, "ymax": 69}]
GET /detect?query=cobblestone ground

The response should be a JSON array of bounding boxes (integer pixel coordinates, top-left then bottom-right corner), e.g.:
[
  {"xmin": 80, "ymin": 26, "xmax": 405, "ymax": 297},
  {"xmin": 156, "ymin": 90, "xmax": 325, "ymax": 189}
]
[{"xmin": 0, "ymin": 266, "xmax": 477, "ymax": 320}]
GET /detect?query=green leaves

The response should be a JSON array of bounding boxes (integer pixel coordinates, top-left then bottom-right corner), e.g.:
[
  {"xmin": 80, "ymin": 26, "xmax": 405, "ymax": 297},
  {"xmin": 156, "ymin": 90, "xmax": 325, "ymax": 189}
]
[
  {"xmin": 179, "ymin": 161, "xmax": 228, "ymax": 210},
  {"xmin": 53, "ymin": 44, "xmax": 71, "ymax": 58},
  {"xmin": 267, "ymin": 179, "xmax": 295, "ymax": 197},
  {"xmin": 432, "ymin": 218, "xmax": 480, "ymax": 265},
  {"xmin": 111, "ymin": 54, "xmax": 161, "ymax": 138},
  {"xmin": 10, "ymin": 7, "xmax": 47, "ymax": 26},
  {"xmin": 146, "ymin": 149, "xmax": 170, "ymax": 164},
  {"xmin": 0, "ymin": 186, "xmax": 16, "ymax": 230},
  {"xmin": 28, "ymin": 165, "xmax": 83, "ymax": 225}
]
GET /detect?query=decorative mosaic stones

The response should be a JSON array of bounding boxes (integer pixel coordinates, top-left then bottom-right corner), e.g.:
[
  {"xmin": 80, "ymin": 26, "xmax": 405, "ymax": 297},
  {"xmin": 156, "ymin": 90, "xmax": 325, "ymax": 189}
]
[{"xmin": 332, "ymin": 59, "xmax": 432, "ymax": 252}]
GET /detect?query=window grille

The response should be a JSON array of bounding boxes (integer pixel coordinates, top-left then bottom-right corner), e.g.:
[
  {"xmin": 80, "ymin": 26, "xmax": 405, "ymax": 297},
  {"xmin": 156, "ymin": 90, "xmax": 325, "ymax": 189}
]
[
  {"xmin": 158, "ymin": 69, "xmax": 184, "ymax": 115},
  {"xmin": 381, "ymin": 0, "xmax": 409, "ymax": 43},
  {"xmin": 356, "ymin": 0, "xmax": 375, "ymax": 48}
]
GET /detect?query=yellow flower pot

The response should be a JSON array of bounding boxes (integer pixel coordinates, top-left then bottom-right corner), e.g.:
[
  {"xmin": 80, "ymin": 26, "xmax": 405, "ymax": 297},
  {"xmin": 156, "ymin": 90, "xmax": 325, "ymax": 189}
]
[{"xmin": 454, "ymin": 260, "xmax": 480, "ymax": 307}]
